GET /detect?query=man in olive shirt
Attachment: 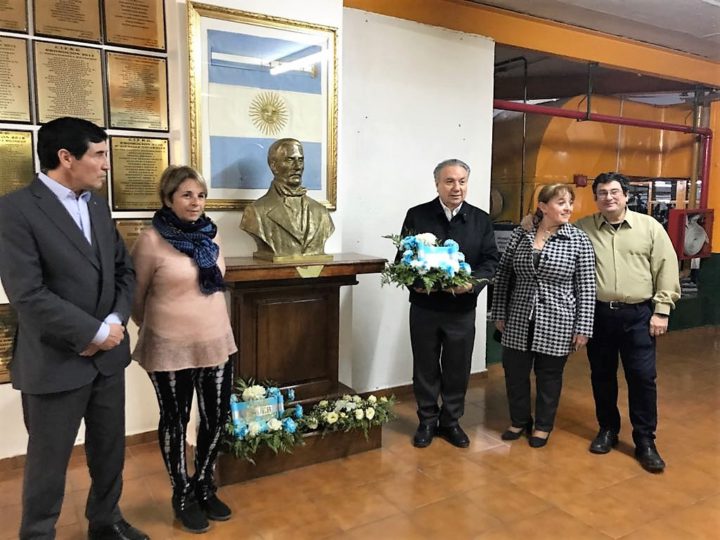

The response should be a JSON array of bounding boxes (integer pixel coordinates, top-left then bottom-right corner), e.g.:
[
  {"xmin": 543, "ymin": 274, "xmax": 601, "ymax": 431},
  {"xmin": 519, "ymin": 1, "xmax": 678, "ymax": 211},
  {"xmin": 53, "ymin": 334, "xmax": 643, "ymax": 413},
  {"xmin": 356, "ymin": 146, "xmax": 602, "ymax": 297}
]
[{"xmin": 575, "ymin": 172, "xmax": 680, "ymax": 473}]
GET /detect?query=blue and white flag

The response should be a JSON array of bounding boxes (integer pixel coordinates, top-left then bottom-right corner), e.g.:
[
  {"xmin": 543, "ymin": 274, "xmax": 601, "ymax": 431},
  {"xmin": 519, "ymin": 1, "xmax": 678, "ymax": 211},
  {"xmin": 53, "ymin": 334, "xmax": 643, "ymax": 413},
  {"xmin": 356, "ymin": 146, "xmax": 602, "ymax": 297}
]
[{"xmin": 206, "ymin": 29, "xmax": 325, "ymax": 190}]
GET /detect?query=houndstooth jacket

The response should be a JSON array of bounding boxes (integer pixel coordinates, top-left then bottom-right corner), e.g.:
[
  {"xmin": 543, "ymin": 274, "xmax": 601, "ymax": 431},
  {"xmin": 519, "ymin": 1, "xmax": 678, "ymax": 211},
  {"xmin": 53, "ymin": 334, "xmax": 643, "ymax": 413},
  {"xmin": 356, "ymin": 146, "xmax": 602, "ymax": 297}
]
[{"xmin": 491, "ymin": 223, "xmax": 596, "ymax": 356}]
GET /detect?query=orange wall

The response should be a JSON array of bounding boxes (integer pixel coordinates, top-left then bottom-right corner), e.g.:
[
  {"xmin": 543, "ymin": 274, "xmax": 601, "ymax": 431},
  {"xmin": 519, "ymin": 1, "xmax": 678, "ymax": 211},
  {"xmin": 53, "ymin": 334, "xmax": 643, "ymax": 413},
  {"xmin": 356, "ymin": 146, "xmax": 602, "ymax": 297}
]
[
  {"xmin": 710, "ymin": 102, "xmax": 720, "ymax": 253},
  {"xmin": 492, "ymin": 96, "xmax": 696, "ymax": 222}
]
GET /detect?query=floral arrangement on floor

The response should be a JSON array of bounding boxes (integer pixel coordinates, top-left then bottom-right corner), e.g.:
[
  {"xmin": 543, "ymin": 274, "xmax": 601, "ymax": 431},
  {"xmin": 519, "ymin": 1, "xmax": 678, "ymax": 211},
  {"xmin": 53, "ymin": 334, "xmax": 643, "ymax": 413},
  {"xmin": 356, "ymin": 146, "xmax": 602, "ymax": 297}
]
[
  {"xmin": 224, "ymin": 379, "xmax": 396, "ymax": 463},
  {"xmin": 381, "ymin": 232, "xmax": 482, "ymax": 292},
  {"xmin": 302, "ymin": 393, "xmax": 396, "ymax": 438},
  {"xmin": 225, "ymin": 380, "xmax": 304, "ymax": 464}
]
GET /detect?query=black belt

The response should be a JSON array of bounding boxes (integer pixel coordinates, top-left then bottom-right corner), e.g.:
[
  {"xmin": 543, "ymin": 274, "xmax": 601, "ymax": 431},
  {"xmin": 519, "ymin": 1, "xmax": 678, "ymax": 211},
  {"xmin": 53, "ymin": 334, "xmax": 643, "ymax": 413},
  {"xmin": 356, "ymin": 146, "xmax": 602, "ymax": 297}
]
[{"xmin": 597, "ymin": 300, "xmax": 650, "ymax": 310}]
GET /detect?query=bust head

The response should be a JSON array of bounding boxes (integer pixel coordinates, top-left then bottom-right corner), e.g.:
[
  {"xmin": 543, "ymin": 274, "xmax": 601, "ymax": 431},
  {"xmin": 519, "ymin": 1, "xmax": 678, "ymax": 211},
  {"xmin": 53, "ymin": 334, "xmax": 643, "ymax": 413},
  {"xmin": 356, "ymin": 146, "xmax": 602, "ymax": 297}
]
[{"xmin": 268, "ymin": 138, "xmax": 304, "ymax": 188}]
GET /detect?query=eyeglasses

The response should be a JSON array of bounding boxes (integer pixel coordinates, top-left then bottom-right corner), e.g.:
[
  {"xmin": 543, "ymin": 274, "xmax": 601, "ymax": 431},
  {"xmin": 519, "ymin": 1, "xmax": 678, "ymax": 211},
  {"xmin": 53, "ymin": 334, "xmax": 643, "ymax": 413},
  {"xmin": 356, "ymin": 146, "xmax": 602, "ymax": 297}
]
[{"xmin": 596, "ymin": 189, "xmax": 623, "ymax": 199}]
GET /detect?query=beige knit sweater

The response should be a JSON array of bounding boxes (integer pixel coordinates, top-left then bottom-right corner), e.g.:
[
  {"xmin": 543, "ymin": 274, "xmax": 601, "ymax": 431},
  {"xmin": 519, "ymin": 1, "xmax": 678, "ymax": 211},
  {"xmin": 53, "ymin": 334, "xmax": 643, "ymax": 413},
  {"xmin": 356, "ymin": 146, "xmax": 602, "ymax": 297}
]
[{"xmin": 130, "ymin": 227, "xmax": 237, "ymax": 372}]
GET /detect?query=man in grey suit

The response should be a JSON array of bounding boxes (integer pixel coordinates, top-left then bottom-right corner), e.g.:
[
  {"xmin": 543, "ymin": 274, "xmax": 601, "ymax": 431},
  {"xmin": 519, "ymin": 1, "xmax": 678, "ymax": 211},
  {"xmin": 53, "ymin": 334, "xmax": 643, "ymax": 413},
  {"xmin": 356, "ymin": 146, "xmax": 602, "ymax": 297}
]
[{"xmin": 0, "ymin": 117, "xmax": 148, "ymax": 540}]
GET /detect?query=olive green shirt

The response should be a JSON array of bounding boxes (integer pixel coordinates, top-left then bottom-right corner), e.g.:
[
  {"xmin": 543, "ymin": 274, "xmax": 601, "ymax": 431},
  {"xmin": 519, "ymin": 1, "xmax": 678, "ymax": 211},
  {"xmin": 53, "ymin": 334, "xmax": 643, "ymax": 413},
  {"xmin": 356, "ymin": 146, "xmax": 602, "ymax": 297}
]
[{"xmin": 575, "ymin": 210, "xmax": 680, "ymax": 315}]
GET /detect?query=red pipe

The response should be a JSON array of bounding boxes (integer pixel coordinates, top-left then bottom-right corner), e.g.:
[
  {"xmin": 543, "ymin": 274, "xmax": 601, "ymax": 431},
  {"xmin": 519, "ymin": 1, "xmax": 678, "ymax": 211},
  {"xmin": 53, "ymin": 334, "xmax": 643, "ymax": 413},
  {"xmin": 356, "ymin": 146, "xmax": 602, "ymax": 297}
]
[{"xmin": 493, "ymin": 99, "xmax": 714, "ymax": 209}]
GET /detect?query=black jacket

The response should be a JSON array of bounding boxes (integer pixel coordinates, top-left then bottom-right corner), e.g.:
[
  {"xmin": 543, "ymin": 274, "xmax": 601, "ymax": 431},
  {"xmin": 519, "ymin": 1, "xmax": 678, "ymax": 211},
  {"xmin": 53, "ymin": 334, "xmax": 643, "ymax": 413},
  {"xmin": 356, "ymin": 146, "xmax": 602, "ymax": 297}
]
[{"xmin": 399, "ymin": 197, "xmax": 499, "ymax": 312}]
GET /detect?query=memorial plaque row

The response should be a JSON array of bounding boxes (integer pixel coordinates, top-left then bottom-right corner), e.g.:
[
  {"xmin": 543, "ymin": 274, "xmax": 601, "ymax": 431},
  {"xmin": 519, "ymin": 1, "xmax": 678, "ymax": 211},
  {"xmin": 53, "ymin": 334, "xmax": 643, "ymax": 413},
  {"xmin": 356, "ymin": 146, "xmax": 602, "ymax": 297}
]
[
  {"xmin": 0, "ymin": 36, "xmax": 168, "ymax": 131},
  {"xmin": 0, "ymin": 131, "xmax": 169, "ymax": 211},
  {"xmin": 0, "ymin": 0, "xmax": 166, "ymax": 52}
]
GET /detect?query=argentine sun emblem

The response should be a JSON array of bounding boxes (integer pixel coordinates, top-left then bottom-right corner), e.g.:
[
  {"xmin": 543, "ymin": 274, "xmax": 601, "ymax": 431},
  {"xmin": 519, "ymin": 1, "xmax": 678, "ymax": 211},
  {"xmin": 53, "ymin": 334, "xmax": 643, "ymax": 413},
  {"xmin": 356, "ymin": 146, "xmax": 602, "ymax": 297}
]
[{"xmin": 249, "ymin": 92, "xmax": 289, "ymax": 136}]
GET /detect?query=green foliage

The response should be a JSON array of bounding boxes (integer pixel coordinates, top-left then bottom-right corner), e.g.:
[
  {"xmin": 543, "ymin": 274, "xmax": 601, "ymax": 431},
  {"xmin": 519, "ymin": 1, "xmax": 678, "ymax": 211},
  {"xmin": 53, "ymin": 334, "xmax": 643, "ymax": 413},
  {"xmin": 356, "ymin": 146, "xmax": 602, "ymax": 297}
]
[
  {"xmin": 224, "ymin": 408, "xmax": 304, "ymax": 465},
  {"xmin": 380, "ymin": 234, "xmax": 483, "ymax": 293},
  {"xmin": 301, "ymin": 394, "xmax": 397, "ymax": 439},
  {"xmin": 223, "ymin": 379, "xmax": 396, "ymax": 463}
]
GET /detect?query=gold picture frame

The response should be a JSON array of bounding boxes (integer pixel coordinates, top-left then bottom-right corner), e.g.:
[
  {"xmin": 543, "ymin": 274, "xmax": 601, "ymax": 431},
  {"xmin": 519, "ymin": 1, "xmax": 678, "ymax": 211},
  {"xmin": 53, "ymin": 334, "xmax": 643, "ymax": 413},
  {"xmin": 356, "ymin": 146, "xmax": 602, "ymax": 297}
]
[{"xmin": 187, "ymin": 2, "xmax": 337, "ymax": 210}]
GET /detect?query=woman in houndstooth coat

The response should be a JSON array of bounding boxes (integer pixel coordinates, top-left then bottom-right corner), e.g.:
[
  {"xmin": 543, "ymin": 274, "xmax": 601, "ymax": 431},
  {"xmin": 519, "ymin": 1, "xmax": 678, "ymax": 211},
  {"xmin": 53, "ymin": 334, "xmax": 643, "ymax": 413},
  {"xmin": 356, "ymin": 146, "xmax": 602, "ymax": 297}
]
[{"xmin": 492, "ymin": 184, "xmax": 596, "ymax": 448}]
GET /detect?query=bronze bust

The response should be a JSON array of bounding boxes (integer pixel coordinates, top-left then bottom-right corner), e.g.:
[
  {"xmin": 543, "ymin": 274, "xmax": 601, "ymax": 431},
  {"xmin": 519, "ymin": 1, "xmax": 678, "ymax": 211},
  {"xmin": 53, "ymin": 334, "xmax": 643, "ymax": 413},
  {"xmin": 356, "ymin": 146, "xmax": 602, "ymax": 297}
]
[{"xmin": 240, "ymin": 138, "xmax": 335, "ymax": 261}]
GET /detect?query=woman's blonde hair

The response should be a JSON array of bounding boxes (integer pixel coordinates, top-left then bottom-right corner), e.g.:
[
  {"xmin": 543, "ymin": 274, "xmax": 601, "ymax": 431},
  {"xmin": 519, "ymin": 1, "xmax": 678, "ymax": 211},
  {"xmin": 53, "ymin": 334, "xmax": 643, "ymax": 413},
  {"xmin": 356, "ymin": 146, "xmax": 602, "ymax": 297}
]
[
  {"xmin": 535, "ymin": 183, "xmax": 575, "ymax": 220},
  {"xmin": 158, "ymin": 165, "xmax": 208, "ymax": 206}
]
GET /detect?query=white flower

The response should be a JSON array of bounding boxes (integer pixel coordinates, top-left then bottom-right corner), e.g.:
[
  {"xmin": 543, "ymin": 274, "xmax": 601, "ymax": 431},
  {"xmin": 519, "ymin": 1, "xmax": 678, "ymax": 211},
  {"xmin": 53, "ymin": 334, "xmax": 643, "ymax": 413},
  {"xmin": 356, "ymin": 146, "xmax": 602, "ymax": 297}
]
[
  {"xmin": 352, "ymin": 395, "xmax": 362, "ymax": 403},
  {"xmin": 415, "ymin": 233, "xmax": 438, "ymax": 246},
  {"xmin": 380, "ymin": 396, "xmax": 388, "ymax": 403},
  {"xmin": 342, "ymin": 394, "xmax": 352, "ymax": 401},
  {"xmin": 319, "ymin": 400, "xmax": 329, "ymax": 408},
  {"xmin": 354, "ymin": 409, "xmax": 365, "ymax": 420},
  {"xmin": 366, "ymin": 407, "xmax": 375, "ymax": 420},
  {"xmin": 267, "ymin": 418, "xmax": 282, "ymax": 431},
  {"xmin": 334, "ymin": 400, "xmax": 347, "ymax": 411},
  {"xmin": 306, "ymin": 417, "xmax": 319, "ymax": 429},
  {"xmin": 368, "ymin": 395, "xmax": 377, "ymax": 404},
  {"xmin": 344, "ymin": 402, "xmax": 356, "ymax": 411},
  {"xmin": 248, "ymin": 421, "xmax": 261, "ymax": 437},
  {"xmin": 326, "ymin": 412, "xmax": 339, "ymax": 424},
  {"xmin": 340, "ymin": 412, "xmax": 347, "ymax": 418},
  {"xmin": 242, "ymin": 385, "xmax": 267, "ymax": 401}
]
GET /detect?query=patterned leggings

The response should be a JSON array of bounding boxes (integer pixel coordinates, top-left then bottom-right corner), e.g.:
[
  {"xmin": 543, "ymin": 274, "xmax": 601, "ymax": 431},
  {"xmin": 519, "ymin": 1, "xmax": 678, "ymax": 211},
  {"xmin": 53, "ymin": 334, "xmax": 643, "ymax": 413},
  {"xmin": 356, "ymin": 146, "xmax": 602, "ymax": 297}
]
[{"xmin": 149, "ymin": 361, "xmax": 233, "ymax": 498}]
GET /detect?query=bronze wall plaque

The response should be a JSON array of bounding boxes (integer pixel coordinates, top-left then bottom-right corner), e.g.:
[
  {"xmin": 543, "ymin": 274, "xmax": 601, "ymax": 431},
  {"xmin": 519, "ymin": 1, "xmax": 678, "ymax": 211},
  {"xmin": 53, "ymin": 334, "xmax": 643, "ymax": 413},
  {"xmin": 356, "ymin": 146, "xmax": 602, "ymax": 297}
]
[
  {"xmin": 103, "ymin": 0, "xmax": 166, "ymax": 51},
  {"xmin": 0, "ymin": 0, "xmax": 28, "ymax": 33},
  {"xmin": 0, "ymin": 130, "xmax": 34, "ymax": 196},
  {"xmin": 110, "ymin": 136, "xmax": 168, "ymax": 210},
  {"xmin": 0, "ymin": 304, "xmax": 17, "ymax": 384},
  {"xmin": 0, "ymin": 36, "xmax": 31, "ymax": 123},
  {"xmin": 34, "ymin": 41, "xmax": 105, "ymax": 126},
  {"xmin": 34, "ymin": 0, "xmax": 101, "ymax": 42},
  {"xmin": 107, "ymin": 51, "xmax": 168, "ymax": 131},
  {"xmin": 115, "ymin": 218, "xmax": 152, "ymax": 252}
]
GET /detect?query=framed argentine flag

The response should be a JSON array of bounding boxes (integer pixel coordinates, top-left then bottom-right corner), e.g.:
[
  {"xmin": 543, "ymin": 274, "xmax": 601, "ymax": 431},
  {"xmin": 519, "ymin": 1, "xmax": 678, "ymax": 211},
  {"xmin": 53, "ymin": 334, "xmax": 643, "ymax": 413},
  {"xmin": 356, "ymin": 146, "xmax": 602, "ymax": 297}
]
[{"xmin": 187, "ymin": 2, "xmax": 338, "ymax": 210}]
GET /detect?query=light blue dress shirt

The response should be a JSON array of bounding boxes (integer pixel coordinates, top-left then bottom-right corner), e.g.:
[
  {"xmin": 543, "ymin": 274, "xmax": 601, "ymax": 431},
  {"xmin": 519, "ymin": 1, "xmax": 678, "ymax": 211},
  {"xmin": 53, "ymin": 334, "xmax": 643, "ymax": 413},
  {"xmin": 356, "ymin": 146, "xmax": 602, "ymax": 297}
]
[{"xmin": 38, "ymin": 172, "xmax": 121, "ymax": 346}]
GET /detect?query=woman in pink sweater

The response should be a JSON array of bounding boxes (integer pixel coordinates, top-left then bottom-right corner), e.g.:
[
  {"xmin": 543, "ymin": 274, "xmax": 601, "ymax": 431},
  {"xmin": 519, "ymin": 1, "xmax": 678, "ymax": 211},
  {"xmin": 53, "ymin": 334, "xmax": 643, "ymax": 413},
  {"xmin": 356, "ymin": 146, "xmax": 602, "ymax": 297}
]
[{"xmin": 131, "ymin": 165, "xmax": 237, "ymax": 534}]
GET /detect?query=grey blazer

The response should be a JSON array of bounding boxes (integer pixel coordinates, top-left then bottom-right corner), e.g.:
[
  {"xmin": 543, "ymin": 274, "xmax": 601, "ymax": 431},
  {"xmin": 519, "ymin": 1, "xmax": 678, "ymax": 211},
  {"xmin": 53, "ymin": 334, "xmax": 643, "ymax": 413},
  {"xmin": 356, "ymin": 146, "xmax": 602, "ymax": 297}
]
[{"xmin": 0, "ymin": 176, "xmax": 135, "ymax": 394}]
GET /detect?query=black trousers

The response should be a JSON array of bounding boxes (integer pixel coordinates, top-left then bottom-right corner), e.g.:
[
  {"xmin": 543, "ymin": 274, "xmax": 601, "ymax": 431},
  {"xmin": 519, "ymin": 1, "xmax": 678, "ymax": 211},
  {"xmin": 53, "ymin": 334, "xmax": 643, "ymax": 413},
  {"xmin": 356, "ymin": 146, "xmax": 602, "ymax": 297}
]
[
  {"xmin": 20, "ymin": 371, "xmax": 126, "ymax": 539},
  {"xmin": 502, "ymin": 344, "xmax": 568, "ymax": 433},
  {"xmin": 409, "ymin": 304, "xmax": 476, "ymax": 427},
  {"xmin": 587, "ymin": 301, "xmax": 657, "ymax": 445},
  {"xmin": 148, "ymin": 361, "xmax": 233, "ymax": 499}
]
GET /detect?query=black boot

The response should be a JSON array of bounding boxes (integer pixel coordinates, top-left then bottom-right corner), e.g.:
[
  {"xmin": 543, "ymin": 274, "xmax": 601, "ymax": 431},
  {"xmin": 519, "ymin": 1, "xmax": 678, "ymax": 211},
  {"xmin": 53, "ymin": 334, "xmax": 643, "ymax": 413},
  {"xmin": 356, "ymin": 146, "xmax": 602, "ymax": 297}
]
[
  {"xmin": 196, "ymin": 484, "xmax": 232, "ymax": 521},
  {"xmin": 172, "ymin": 491, "xmax": 210, "ymax": 534}
]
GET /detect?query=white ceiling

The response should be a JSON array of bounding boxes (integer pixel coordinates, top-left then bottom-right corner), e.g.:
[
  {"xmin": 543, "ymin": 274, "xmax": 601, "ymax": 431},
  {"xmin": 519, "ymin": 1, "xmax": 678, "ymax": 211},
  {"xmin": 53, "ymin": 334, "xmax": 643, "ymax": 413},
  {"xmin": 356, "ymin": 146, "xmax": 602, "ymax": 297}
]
[{"xmin": 470, "ymin": 0, "xmax": 720, "ymax": 60}]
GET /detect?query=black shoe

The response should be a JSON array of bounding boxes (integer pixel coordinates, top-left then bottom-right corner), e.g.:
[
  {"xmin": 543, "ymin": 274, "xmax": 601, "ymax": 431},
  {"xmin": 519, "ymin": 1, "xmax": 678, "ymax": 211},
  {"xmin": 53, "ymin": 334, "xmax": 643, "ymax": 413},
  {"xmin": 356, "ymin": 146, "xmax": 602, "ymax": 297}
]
[
  {"xmin": 635, "ymin": 444, "xmax": 666, "ymax": 473},
  {"xmin": 198, "ymin": 493, "xmax": 232, "ymax": 521},
  {"xmin": 412, "ymin": 423, "xmax": 436, "ymax": 448},
  {"xmin": 501, "ymin": 420, "xmax": 533, "ymax": 441},
  {"xmin": 438, "ymin": 424, "xmax": 470, "ymax": 448},
  {"xmin": 173, "ymin": 494, "xmax": 210, "ymax": 534},
  {"xmin": 88, "ymin": 519, "xmax": 149, "ymax": 540},
  {"xmin": 589, "ymin": 429, "xmax": 619, "ymax": 454},
  {"xmin": 529, "ymin": 433, "xmax": 550, "ymax": 448}
]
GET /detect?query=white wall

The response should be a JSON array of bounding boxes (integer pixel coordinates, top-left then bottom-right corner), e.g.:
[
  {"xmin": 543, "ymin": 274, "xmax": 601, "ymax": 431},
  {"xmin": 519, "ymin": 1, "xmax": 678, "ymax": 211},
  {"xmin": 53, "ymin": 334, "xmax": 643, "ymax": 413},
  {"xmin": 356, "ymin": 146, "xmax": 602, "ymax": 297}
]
[
  {"xmin": 339, "ymin": 10, "xmax": 495, "ymax": 391},
  {"xmin": 0, "ymin": 1, "xmax": 496, "ymax": 459}
]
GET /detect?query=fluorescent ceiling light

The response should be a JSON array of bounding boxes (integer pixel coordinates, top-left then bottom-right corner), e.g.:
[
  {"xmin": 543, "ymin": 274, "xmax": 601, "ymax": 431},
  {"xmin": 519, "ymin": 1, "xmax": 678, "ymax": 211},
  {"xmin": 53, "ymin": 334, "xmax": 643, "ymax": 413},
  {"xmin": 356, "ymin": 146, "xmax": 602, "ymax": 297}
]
[{"xmin": 270, "ymin": 51, "xmax": 325, "ymax": 75}]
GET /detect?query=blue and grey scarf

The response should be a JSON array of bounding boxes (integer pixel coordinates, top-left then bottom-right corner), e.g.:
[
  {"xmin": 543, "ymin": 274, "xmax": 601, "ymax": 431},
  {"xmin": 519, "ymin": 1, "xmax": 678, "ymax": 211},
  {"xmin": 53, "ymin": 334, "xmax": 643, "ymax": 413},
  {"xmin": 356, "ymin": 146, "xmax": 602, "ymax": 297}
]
[{"xmin": 153, "ymin": 206, "xmax": 225, "ymax": 295}]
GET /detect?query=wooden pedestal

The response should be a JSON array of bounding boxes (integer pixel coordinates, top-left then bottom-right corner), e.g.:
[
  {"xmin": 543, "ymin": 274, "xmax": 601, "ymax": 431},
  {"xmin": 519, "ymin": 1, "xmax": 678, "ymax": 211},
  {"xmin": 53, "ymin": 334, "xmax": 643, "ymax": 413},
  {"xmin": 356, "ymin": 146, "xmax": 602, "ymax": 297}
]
[
  {"xmin": 217, "ymin": 253, "xmax": 385, "ymax": 483},
  {"xmin": 224, "ymin": 253, "xmax": 384, "ymax": 403}
]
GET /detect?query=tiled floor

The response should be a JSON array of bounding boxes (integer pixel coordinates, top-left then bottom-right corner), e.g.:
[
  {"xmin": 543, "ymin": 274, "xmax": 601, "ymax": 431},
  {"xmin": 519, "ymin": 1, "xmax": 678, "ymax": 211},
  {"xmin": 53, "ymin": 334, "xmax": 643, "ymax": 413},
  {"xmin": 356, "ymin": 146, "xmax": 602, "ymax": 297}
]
[{"xmin": 1, "ymin": 326, "xmax": 719, "ymax": 539}]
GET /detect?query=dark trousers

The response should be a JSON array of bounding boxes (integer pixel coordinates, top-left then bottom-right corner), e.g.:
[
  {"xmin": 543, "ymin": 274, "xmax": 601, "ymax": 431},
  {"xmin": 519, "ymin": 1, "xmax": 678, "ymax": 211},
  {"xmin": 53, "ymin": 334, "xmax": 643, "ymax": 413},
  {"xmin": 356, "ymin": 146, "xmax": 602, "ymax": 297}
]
[
  {"xmin": 409, "ymin": 304, "xmax": 476, "ymax": 427},
  {"xmin": 148, "ymin": 361, "xmax": 233, "ymax": 499},
  {"xmin": 587, "ymin": 301, "xmax": 657, "ymax": 445},
  {"xmin": 502, "ymin": 346, "xmax": 568, "ymax": 432},
  {"xmin": 20, "ymin": 371, "xmax": 126, "ymax": 539}
]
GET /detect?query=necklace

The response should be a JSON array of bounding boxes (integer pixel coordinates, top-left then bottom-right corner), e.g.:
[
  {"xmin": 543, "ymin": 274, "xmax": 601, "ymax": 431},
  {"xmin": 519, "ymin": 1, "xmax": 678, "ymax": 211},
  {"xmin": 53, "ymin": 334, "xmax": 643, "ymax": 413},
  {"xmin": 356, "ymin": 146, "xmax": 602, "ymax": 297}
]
[{"xmin": 538, "ymin": 225, "xmax": 559, "ymax": 241}]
